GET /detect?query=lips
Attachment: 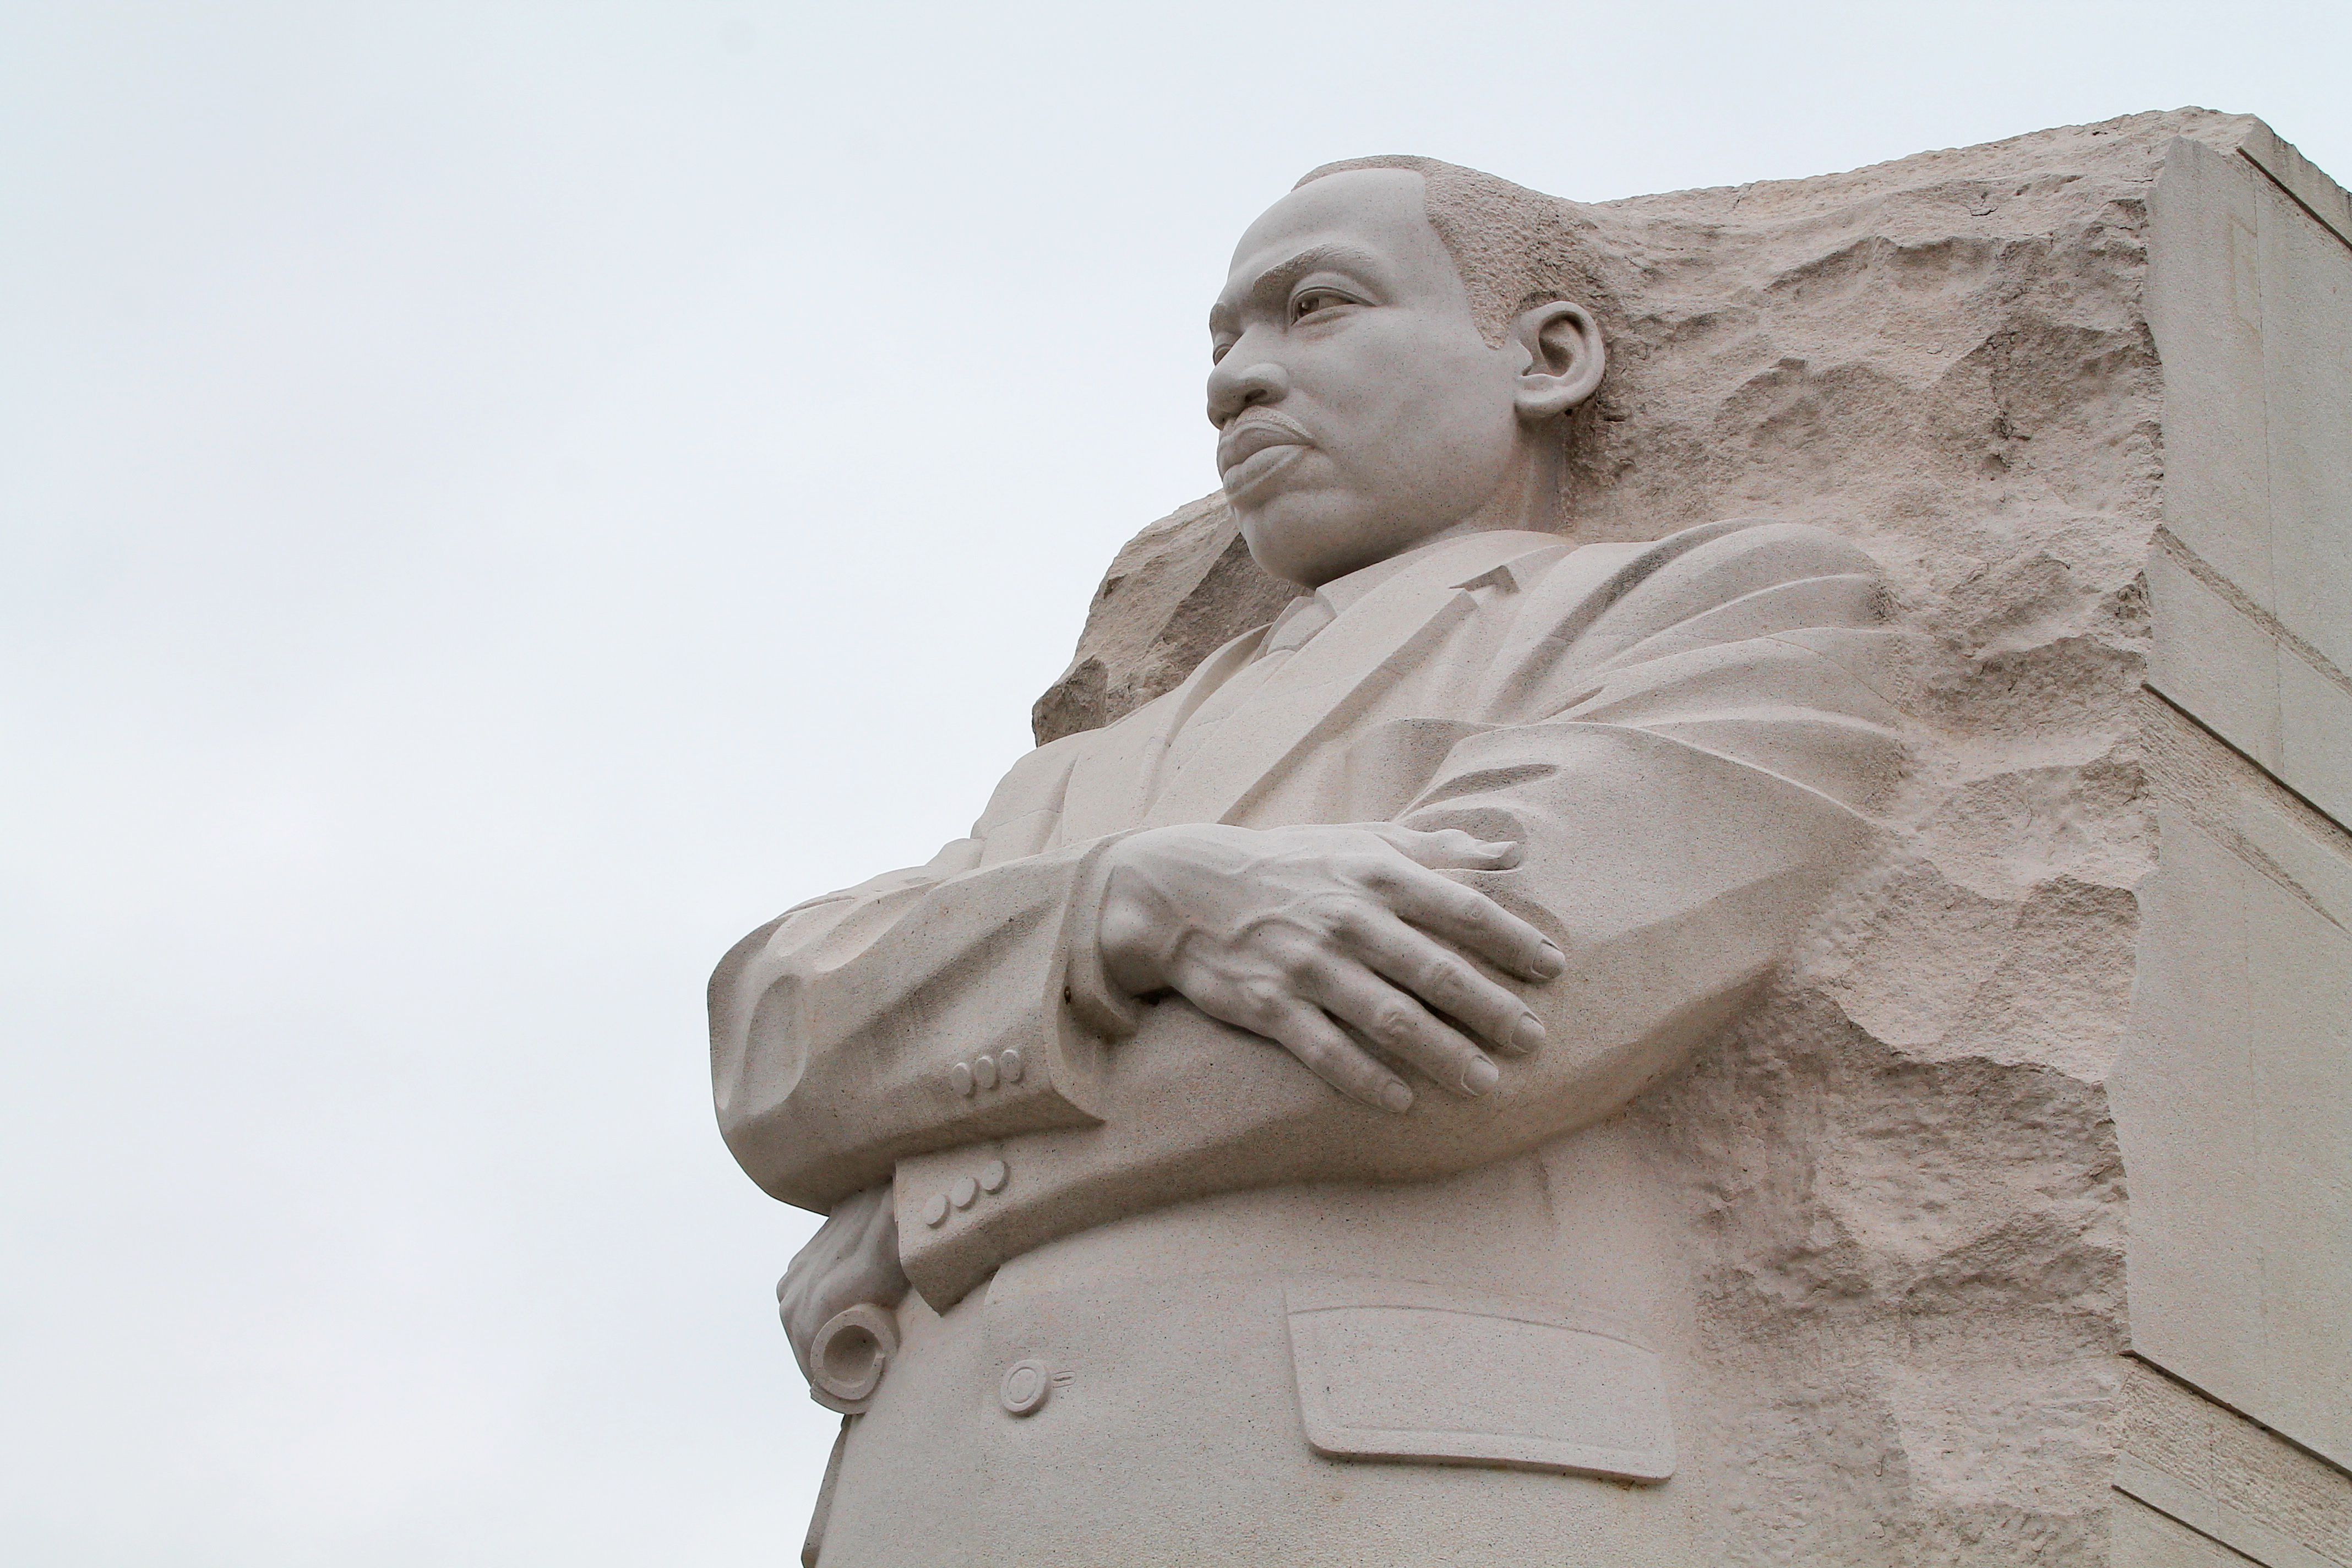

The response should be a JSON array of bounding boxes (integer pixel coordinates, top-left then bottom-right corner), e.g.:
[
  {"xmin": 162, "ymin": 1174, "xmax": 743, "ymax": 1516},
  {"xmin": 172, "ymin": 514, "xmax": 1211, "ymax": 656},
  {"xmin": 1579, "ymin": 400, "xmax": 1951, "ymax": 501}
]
[{"xmin": 1217, "ymin": 412, "xmax": 1313, "ymax": 499}]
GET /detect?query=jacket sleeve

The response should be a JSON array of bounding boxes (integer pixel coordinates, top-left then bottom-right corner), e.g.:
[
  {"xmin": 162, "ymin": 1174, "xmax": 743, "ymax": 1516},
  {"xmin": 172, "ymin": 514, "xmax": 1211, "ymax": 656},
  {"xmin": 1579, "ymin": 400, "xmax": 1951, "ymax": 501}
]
[
  {"xmin": 709, "ymin": 732, "xmax": 1133, "ymax": 1212},
  {"xmin": 891, "ymin": 521, "xmax": 1915, "ymax": 1307}
]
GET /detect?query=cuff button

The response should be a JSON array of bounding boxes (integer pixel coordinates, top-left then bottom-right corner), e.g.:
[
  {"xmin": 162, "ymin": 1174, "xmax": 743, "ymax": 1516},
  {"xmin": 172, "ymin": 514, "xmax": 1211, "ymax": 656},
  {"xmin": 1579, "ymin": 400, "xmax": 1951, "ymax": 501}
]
[
  {"xmin": 999, "ymin": 1047, "xmax": 1024, "ymax": 1083},
  {"xmin": 949, "ymin": 1062, "xmax": 973, "ymax": 1097},
  {"xmin": 973, "ymin": 1054, "xmax": 999, "ymax": 1090},
  {"xmin": 979, "ymin": 1159, "xmax": 1008, "ymax": 1194},
  {"xmin": 921, "ymin": 1192, "xmax": 949, "ymax": 1228},
  {"xmin": 951, "ymin": 1175, "xmax": 978, "ymax": 1209}
]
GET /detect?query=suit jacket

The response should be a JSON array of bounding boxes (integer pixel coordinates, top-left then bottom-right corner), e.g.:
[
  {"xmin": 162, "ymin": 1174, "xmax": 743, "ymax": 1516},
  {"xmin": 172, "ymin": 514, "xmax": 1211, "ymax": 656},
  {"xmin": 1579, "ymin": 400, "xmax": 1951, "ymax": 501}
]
[{"xmin": 711, "ymin": 518, "xmax": 1910, "ymax": 1311}]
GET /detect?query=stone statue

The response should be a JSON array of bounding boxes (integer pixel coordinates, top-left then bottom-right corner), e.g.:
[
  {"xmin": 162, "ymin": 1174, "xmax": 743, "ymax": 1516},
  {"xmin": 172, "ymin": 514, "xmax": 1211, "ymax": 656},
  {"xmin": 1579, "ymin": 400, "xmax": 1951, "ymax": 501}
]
[{"xmin": 714, "ymin": 117, "xmax": 2352, "ymax": 1567}]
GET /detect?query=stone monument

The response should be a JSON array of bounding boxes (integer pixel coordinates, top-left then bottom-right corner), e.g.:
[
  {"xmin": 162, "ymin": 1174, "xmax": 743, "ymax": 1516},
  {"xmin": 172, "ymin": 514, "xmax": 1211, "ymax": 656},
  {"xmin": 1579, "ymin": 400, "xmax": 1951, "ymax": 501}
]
[{"xmin": 710, "ymin": 110, "xmax": 2352, "ymax": 1567}]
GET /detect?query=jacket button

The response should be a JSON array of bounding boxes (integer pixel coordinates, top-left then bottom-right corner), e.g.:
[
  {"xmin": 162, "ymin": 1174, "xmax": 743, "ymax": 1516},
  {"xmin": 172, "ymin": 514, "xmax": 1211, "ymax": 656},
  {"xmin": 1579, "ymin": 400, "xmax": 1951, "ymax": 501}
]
[
  {"xmin": 921, "ymin": 1193, "xmax": 949, "ymax": 1228},
  {"xmin": 1000, "ymin": 1359, "xmax": 1050, "ymax": 1416},
  {"xmin": 973, "ymin": 1054, "xmax": 999, "ymax": 1090},
  {"xmin": 949, "ymin": 1062, "xmax": 974, "ymax": 1097},
  {"xmin": 979, "ymin": 1159, "xmax": 1008, "ymax": 1194},
  {"xmin": 951, "ymin": 1175, "xmax": 978, "ymax": 1209},
  {"xmin": 999, "ymin": 1048, "xmax": 1024, "ymax": 1083}
]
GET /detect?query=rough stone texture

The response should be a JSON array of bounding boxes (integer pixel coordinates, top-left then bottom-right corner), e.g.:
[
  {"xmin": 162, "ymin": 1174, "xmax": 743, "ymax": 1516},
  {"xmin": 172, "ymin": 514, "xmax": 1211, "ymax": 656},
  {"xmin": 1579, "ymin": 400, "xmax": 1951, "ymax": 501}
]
[
  {"xmin": 1030, "ymin": 109, "xmax": 2352, "ymax": 1566},
  {"xmin": 1044, "ymin": 111, "xmax": 2222, "ymax": 745},
  {"xmin": 1031, "ymin": 494, "xmax": 1295, "ymax": 745}
]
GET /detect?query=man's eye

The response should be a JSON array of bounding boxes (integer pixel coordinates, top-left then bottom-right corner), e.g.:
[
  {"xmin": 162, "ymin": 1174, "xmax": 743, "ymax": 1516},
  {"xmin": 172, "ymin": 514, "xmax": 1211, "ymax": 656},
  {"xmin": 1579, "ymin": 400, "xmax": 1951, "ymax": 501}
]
[{"xmin": 1292, "ymin": 290, "xmax": 1349, "ymax": 322}]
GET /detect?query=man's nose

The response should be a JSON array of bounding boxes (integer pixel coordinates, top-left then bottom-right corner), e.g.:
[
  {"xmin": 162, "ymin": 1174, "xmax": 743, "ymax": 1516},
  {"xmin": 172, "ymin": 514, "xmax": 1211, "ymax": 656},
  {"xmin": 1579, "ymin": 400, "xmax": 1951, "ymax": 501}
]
[{"xmin": 1206, "ymin": 355, "xmax": 1291, "ymax": 428}]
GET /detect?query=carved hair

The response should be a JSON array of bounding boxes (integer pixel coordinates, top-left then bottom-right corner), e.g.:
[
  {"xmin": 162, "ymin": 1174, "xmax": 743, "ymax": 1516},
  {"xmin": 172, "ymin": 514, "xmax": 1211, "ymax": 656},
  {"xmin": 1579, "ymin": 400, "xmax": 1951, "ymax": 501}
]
[{"xmin": 1293, "ymin": 155, "xmax": 1623, "ymax": 350}]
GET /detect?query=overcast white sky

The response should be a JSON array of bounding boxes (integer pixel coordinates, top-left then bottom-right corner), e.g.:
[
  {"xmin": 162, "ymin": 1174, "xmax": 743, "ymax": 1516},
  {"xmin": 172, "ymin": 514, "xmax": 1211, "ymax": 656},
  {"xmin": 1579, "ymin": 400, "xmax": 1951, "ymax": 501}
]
[{"xmin": 3, "ymin": 3, "xmax": 2345, "ymax": 1562}]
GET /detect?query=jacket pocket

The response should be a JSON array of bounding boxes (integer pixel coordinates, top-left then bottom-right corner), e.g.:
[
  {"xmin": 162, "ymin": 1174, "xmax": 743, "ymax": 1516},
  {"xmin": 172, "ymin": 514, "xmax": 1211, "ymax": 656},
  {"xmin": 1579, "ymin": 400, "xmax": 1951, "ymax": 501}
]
[{"xmin": 1284, "ymin": 1279, "xmax": 1676, "ymax": 1483}]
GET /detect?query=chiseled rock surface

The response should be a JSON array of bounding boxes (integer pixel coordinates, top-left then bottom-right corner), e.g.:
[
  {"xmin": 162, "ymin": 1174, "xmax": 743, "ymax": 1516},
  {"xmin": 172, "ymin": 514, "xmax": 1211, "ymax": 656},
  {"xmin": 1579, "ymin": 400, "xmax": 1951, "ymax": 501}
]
[
  {"xmin": 1030, "ymin": 493, "xmax": 1293, "ymax": 745},
  {"xmin": 1035, "ymin": 109, "xmax": 2271, "ymax": 1565}
]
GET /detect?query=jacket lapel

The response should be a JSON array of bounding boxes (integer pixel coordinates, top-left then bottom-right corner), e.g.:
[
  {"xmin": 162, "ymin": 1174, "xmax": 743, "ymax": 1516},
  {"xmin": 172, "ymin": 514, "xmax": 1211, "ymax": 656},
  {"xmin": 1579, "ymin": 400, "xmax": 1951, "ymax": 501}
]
[
  {"xmin": 1145, "ymin": 532, "xmax": 1560, "ymax": 827},
  {"xmin": 1053, "ymin": 626, "xmax": 1268, "ymax": 843}
]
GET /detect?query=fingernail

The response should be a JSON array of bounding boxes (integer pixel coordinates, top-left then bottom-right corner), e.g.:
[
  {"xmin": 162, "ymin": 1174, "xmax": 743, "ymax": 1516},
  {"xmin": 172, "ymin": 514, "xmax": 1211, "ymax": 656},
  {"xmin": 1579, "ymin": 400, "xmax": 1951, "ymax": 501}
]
[
  {"xmin": 1379, "ymin": 1081, "xmax": 1414, "ymax": 1113},
  {"xmin": 1533, "ymin": 941, "xmax": 1566, "ymax": 978},
  {"xmin": 1461, "ymin": 1057, "xmax": 1501, "ymax": 1095},
  {"xmin": 1513, "ymin": 1012, "xmax": 1546, "ymax": 1052}
]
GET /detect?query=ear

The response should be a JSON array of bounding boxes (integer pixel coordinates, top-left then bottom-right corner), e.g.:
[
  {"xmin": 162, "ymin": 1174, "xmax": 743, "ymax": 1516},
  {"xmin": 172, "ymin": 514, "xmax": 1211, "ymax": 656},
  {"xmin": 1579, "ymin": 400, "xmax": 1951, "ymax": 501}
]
[{"xmin": 1508, "ymin": 300, "xmax": 1605, "ymax": 421}]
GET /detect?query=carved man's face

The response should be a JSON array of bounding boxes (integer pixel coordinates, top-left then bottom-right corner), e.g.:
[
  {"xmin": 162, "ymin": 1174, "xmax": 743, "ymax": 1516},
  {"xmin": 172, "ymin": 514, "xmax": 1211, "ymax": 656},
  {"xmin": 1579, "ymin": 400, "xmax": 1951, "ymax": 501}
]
[{"xmin": 1207, "ymin": 169, "xmax": 1532, "ymax": 589}]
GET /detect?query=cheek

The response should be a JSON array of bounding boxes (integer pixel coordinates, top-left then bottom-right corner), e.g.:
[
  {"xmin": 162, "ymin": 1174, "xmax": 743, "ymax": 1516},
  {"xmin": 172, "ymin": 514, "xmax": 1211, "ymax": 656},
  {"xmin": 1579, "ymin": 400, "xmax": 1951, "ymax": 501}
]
[{"xmin": 1329, "ymin": 325, "xmax": 1509, "ymax": 435}]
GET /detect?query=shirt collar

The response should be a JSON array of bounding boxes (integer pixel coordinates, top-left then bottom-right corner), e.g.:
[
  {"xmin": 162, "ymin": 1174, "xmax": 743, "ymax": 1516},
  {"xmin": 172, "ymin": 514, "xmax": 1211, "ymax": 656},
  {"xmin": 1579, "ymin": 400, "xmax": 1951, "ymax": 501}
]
[{"xmin": 1312, "ymin": 526, "xmax": 1565, "ymax": 617}]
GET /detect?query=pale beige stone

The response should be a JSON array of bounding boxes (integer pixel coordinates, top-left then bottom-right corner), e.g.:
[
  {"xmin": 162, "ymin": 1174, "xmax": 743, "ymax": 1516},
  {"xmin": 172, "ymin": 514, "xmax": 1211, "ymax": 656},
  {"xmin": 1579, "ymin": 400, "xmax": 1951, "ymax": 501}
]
[
  {"xmin": 2113, "ymin": 1493, "xmax": 2268, "ymax": 1568},
  {"xmin": 710, "ymin": 110, "xmax": 2352, "ymax": 1565},
  {"xmin": 2113, "ymin": 1360, "xmax": 2352, "ymax": 1568},
  {"xmin": 2128, "ymin": 121, "xmax": 2352, "ymax": 1480},
  {"xmin": 1030, "ymin": 493, "xmax": 1293, "ymax": 745}
]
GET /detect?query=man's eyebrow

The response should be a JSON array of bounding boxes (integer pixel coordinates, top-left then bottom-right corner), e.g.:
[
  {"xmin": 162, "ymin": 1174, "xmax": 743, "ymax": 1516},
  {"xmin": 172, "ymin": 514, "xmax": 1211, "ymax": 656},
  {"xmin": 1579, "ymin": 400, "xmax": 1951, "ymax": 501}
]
[{"xmin": 1210, "ymin": 243, "xmax": 1389, "ymax": 333}]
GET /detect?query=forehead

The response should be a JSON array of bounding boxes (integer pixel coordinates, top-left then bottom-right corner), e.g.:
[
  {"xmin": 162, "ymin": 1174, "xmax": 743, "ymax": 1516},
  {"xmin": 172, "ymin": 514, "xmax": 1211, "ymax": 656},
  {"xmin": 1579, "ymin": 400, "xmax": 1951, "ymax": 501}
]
[{"xmin": 1216, "ymin": 168, "xmax": 1461, "ymax": 316}]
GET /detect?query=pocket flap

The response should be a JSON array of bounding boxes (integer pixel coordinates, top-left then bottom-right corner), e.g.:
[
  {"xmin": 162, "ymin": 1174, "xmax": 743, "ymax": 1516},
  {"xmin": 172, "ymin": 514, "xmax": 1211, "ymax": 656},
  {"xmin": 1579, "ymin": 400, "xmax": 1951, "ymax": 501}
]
[{"xmin": 1285, "ymin": 1281, "xmax": 1676, "ymax": 1483}]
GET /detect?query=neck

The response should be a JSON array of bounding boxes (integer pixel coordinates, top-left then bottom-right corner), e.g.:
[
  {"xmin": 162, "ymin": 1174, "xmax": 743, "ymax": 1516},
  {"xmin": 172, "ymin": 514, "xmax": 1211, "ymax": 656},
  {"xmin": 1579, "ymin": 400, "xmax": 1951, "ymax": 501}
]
[
  {"xmin": 1397, "ymin": 423, "xmax": 1569, "ymax": 563},
  {"xmin": 1469, "ymin": 422, "xmax": 1569, "ymax": 534}
]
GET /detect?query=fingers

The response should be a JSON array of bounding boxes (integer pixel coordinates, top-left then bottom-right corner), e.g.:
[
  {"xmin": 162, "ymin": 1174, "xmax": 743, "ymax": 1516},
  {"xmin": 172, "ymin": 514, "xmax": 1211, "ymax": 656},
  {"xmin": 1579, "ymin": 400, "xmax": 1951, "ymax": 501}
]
[
  {"xmin": 1363, "ymin": 858, "xmax": 1564, "ymax": 982},
  {"xmin": 1256, "ymin": 1000, "xmax": 1417, "ymax": 1114},
  {"xmin": 1366, "ymin": 823, "xmax": 1524, "ymax": 872},
  {"xmin": 1303, "ymin": 961, "xmax": 1501, "ymax": 1098},
  {"xmin": 1341, "ymin": 909, "xmax": 1546, "ymax": 1056}
]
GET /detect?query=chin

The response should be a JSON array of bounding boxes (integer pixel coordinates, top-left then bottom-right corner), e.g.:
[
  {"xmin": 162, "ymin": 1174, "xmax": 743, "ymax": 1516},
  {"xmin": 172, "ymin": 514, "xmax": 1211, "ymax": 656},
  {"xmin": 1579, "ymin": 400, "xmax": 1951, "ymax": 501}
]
[{"xmin": 1234, "ymin": 493, "xmax": 1381, "ymax": 589}]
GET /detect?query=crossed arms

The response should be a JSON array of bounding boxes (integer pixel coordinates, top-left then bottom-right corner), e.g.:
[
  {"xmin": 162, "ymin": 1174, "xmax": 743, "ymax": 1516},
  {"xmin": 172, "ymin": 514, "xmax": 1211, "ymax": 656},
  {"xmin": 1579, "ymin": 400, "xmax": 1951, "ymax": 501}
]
[{"xmin": 714, "ymin": 521, "xmax": 1910, "ymax": 1309}]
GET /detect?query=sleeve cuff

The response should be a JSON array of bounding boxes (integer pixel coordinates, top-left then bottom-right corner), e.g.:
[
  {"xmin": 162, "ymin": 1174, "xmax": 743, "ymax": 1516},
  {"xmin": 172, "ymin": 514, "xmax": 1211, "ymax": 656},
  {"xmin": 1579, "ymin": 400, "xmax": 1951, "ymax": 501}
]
[{"xmin": 1057, "ymin": 829, "xmax": 1147, "ymax": 1040}]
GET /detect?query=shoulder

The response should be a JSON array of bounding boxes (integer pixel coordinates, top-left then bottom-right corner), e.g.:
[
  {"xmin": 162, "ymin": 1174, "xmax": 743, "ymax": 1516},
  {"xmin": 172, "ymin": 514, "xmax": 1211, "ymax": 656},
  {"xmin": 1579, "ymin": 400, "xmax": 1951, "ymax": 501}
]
[
  {"xmin": 970, "ymin": 728, "xmax": 1094, "ymax": 840},
  {"xmin": 1621, "ymin": 516, "xmax": 1882, "ymax": 588},
  {"xmin": 1472, "ymin": 520, "xmax": 1894, "ymax": 716},
  {"xmin": 1523, "ymin": 518, "xmax": 1888, "ymax": 652},
  {"xmin": 1524, "ymin": 517, "xmax": 1881, "ymax": 605}
]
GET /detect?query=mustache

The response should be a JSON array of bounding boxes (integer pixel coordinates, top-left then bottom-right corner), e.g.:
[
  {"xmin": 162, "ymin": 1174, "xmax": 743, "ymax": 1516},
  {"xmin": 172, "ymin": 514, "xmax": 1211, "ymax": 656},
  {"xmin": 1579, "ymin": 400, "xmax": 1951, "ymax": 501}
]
[{"xmin": 1216, "ymin": 409, "xmax": 1314, "ymax": 477}]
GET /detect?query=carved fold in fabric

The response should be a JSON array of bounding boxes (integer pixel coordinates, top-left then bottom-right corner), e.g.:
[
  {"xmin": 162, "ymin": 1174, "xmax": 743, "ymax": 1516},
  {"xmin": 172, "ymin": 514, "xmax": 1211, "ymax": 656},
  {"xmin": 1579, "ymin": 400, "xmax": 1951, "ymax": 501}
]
[
  {"xmin": 869, "ymin": 520, "xmax": 1914, "ymax": 1305},
  {"xmin": 1053, "ymin": 828, "xmax": 1148, "ymax": 1041},
  {"xmin": 722, "ymin": 116, "xmax": 2352, "ymax": 1564},
  {"xmin": 709, "ymin": 830, "xmax": 1117, "ymax": 1210},
  {"xmin": 716, "ymin": 516, "xmax": 1910, "ymax": 1249},
  {"xmin": 719, "ymin": 518, "xmax": 1909, "ymax": 1252}
]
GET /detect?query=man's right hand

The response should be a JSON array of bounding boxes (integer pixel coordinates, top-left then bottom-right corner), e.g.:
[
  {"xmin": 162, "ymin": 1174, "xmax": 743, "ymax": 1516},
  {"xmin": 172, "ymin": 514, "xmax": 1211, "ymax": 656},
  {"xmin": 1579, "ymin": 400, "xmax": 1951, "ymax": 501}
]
[
  {"xmin": 777, "ymin": 1183, "xmax": 907, "ymax": 1386},
  {"xmin": 1095, "ymin": 823, "xmax": 1565, "ymax": 1112}
]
